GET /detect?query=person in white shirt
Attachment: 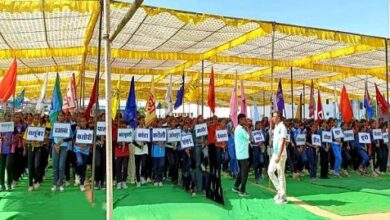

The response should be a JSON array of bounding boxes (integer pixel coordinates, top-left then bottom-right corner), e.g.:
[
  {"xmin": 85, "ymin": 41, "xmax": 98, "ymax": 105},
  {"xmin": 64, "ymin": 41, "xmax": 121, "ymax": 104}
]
[{"xmin": 267, "ymin": 111, "xmax": 288, "ymax": 205}]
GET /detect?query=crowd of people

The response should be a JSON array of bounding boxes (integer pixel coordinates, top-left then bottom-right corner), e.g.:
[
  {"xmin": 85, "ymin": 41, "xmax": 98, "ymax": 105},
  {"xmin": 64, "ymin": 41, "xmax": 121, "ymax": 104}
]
[{"xmin": 0, "ymin": 110, "xmax": 389, "ymax": 205}]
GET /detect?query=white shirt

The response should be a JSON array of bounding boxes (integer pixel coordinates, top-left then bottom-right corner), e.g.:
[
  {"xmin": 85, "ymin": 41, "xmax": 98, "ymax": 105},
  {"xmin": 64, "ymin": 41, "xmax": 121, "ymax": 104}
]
[
  {"xmin": 273, "ymin": 122, "xmax": 287, "ymax": 157},
  {"xmin": 134, "ymin": 142, "xmax": 148, "ymax": 155}
]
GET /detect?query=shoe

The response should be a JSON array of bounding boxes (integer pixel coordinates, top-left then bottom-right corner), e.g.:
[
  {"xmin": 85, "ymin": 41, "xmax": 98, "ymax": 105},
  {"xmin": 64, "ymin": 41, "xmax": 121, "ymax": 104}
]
[
  {"xmin": 51, "ymin": 186, "xmax": 57, "ymax": 192},
  {"xmin": 146, "ymin": 178, "xmax": 151, "ymax": 183},
  {"xmin": 158, "ymin": 182, "xmax": 163, "ymax": 187},
  {"xmin": 192, "ymin": 192, "xmax": 196, "ymax": 197},
  {"xmin": 122, "ymin": 182, "xmax": 128, "ymax": 189},
  {"xmin": 0, "ymin": 185, "xmax": 4, "ymax": 192},
  {"xmin": 154, "ymin": 182, "xmax": 158, "ymax": 186},
  {"xmin": 136, "ymin": 182, "xmax": 141, "ymax": 187},
  {"xmin": 116, "ymin": 183, "xmax": 122, "ymax": 190},
  {"xmin": 33, "ymin": 183, "xmax": 40, "ymax": 189},
  {"xmin": 232, "ymin": 187, "xmax": 240, "ymax": 193},
  {"xmin": 275, "ymin": 198, "xmax": 287, "ymax": 205},
  {"xmin": 80, "ymin": 185, "xmax": 85, "ymax": 192},
  {"xmin": 28, "ymin": 186, "xmax": 34, "ymax": 192},
  {"xmin": 65, "ymin": 181, "xmax": 70, "ymax": 187},
  {"xmin": 74, "ymin": 175, "xmax": 80, "ymax": 186},
  {"xmin": 59, "ymin": 186, "xmax": 65, "ymax": 192},
  {"xmin": 238, "ymin": 192, "xmax": 249, "ymax": 197},
  {"xmin": 274, "ymin": 194, "xmax": 280, "ymax": 201},
  {"xmin": 140, "ymin": 177, "xmax": 146, "ymax": 185},
  {"xmin": 343, "ymin": 170, "xmax": 350, "ymax": 177}
]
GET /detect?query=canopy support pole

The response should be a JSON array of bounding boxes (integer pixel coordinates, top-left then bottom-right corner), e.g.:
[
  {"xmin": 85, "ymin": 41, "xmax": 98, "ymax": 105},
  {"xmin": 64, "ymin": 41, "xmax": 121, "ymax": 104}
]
[
  {"xmin": 303, "ymin": 82, "xmax": 305, "ymax": 120},
  {"xmin": 386, "ymin": 39, "xmax": 389, "ymax": 103},
  {"xmin": 290, "ymin": 67, "xmax": 294, "ymax": 118},
  {"xmin": 263, "ymin": 90, "xmax": 265, "ymax": 116},
  {"xmin": 201, "ymin": 60, "xmax": 204, "ymax": 116}
]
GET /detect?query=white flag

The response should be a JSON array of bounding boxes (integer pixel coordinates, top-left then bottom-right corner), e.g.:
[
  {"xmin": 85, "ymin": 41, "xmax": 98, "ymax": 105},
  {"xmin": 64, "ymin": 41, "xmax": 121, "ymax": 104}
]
[
  {"xmin": 165, "ymin": 74, "xmax": 173, "ymax": 115},
  {"xmin": 63, "ymin": 73, "xmax": 77, "ymax": 111},
  {"xmin": 35, "ymin": 73, "xmax": 48, "ymax": 112}
]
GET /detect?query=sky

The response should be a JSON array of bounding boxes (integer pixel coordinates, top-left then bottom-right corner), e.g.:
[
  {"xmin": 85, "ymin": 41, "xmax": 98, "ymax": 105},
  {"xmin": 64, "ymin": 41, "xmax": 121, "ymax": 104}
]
[{"xmin": 142, "ymin": 0, "xmax": 389, "ymax": 37}]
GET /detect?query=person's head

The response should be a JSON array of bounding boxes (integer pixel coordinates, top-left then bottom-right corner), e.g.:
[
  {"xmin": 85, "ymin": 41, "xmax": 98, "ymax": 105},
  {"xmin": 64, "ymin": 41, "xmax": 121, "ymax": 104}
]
[
  {"xmin": 78, "ymin": 116, "xmax": 87, "ymax": 128},
  {"xmin": 58, "ymin": 111, "xmax": 65, "ymax": 122},
  {"xmin": 255, "ymin": 121, "xmax": 261, "ymax": 130},
  {"xmin": 3, "ymin": 113, "xmax": 11, "ymax": 122},
  {"xmin": 32, "ymin": 114, "xmax": 40, "ymax": 125},
  {"xmin": 272, "ymin": 111, "xmax": 282, "ymax": 124},
  {"xmin": 14, "ymin": 113, "xmax": 22, "ymax": 123},
  {"xmin": 237, "ymin": 114, "xmax": 246, "ymax": 126}
]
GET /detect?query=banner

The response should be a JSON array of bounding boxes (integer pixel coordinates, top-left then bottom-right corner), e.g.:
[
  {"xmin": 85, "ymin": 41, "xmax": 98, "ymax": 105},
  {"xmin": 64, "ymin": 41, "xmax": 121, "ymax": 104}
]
[
  {"xmin": 322, "ymin": 131, "xmax": 332, "ymax": 143},
  {"xmin": 96, "ymin": 121, "xmax": 106, "ymax": 136},
  {"xmin": 358, "ymin": 132, "xmax": 371, "ymax": 144},
  {"xmin": 195, "ymin": 123, "xmax": 208, "ymax": 137},
  {"xmin": 252, "ymin": 130, "xmax": 265, "ymax": 143},
  {"xmin": 167, "ymin": 129, "xmax": 181, "ymax": 142},
  {"xmin": 372, "ymin": 129, "xmax": 383, "ymax": 140},
  {"xmin": 117, "ymin": 128, "xmax": 134, "ymax": 143},
  {"xmin": 152, "ymin": 128, "xmax": 167, "ymax": 142},
  {"xmin": 0, "ymin": 122, "xmax": 14, "ymax": 133},
  {"xmin": 343, "ymin": 130, "xmax": 354, "ymax": 141},
  {"xmin": 311, "ymin": 134, "xmax": 321, "ymax": 146},
  {"xmin": 216, "ymin": 130, "xmax": 228, "ymax": 142},
  {"xmin": 180, "ymin": 134, "xmax": 194, "ymax": 149},
  {"xmin": 295, "ymin": 134, "xmax": 306, "ymax": 146},
  {"xmin": 52, "ymin": 123, "xmax": 71, "ymax": 138},
  {"xmin": 383, "ymin": 131, "xmax": 389, "ymax": 143},
  {"xmin": 135, "ymin": 128, "xmax": 151, "ymax": 142},
  {"xmin": 332, "ymin": 128, "xmax": 344, "ymax": 139},
  {"xmin": 76, "ymin": 129, "xmax": 94, "ymax": 144},
  {"xmin": 26, "ymin": 127, "xmax": 45, "ymax": 142}
]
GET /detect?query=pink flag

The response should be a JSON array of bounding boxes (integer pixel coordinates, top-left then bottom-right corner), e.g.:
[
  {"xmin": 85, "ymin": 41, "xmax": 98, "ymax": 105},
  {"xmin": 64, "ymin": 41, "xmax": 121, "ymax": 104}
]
[
  {"xmin": 63, "ymin": 73, "xmax": 77, "ymax": 112},
  {"xmin": 230, "ymin": 87, "xmax": 238, "ymax": 128},
  {"xmin": 309, "ymin": 80, "xmax": 316, "ymax": 118},
  {"xmin": 240, "ymin": 80, "xmax": 247, "ymax": 116}
]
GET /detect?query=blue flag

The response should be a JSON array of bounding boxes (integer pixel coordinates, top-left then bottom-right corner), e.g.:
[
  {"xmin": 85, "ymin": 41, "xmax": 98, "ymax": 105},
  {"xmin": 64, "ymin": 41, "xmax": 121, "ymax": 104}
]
[
  {"xmin": 252, "ymin": 104, "xmax": 260, "ymax": 125},
  {"xmin": 174, "ymin": 74, "xmax": 185, "ymax": 110},
  {"xmin": 50, "ymin": 73, "xmax": 63, "ymax": 125},
  {"xmin": 364, "ymin": 81, "xmax": 374, "ymax": 119},
  {"xmin": 12, "ymin": 89, "xmax": 25, "ymax": 108},
  {"xmin": 124, "ymin": 76, "xmax": 137, "ymax": 129},
  {"xmin": 276, "ymin": 79, "xmax": 285, "ymax": 114}
]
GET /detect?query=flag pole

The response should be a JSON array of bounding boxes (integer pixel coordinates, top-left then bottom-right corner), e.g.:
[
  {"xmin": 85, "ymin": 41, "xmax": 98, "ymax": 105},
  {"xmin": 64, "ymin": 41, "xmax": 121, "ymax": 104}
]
[
  {"xmin": 302, "ymin": 82, "xmax": 305, "ymax": 120},
  {"xmin": 385, "ymin": 39, "xmax": 389, "ymax": 103},
  {"xmin": 182, "ymin": 71, "xmax": 185, "ymax": 115},
  {"xmin": 290, "ymin": 67, "xmax": 294, "ymax": 118},
  {"xmin": 263, "ymin": 90, "xmax": 265, "ymax": 116},
  {"xmin": 201, "ymin": 60, "xmax": 204, "ymax": 116},
  {"xmin": 268, "ymin": 22, "xmax": 275, "ymax": 190}
]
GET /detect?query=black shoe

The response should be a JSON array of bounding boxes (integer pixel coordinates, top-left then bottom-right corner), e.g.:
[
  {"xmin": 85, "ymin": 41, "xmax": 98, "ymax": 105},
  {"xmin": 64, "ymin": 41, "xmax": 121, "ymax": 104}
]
[{"xmin": 232, "ymin": 187, "xmax": 240, "ymax": 193}]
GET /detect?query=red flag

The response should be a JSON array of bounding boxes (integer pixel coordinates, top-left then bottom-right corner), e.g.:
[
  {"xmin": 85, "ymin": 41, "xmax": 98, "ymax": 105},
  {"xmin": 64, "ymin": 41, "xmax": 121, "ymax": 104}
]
[
  {"xmin": 317, "ymin": 89, "xmax": 324, "ymax": 121},
  {"xmin": 375, "ymin": 83, "xmax": 389, "ymax": 115},
  {"xmin": 63, "ymin": 73, "xmax": 78, "ymax": 112},
  {"xmin": 0, "ymin": 58, "xmax": 17, "ymax": 102},
  {"xmin": 339, "ymin": 85, "xmax": 353, "ymax": 123},
  {"xmin": 309, "ymin": 80, "xmax": 315, "ymax": 118},
  {"xmin": 84, "ymin": 78, "xmax": 97, "ymax": 120},
  {"xmin": 208, "ymin": 67, "xmax": 215, "ymax": 114}
]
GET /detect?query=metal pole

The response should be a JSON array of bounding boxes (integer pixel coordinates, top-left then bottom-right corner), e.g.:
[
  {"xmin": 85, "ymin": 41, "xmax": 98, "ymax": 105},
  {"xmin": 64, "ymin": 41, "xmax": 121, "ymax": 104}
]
[
  {"xmin": 103, "ymin": 0, "xmax": 113, "ymax": 219},
  {"xmin": 268, "ymin": 23, "xmax": 275, "ymax": 190},
  {"xmin": 201, "ymin": 60, "xmax": 204, "ymax": 116},
  {"xmin": 290, "ymin": 67, "xmax": 294, "ymax": 118},
  {"xmin": 263, "ymin": 90, "xmax": 265, "ymax": 116},
  {"xmin": 303, "ymin": 82, "xmax": 305, "ymax": 120},
  {"xmin": 385, "ymin": 39, "xmax": 389, "ymax": 103}
]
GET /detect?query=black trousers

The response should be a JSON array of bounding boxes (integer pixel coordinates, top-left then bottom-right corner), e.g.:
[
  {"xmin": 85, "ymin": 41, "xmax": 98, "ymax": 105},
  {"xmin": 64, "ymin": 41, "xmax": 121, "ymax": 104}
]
[
  {"xmin": 234, "ymin": 159, "xmax": 249, "ymax": 193},
  {"xmin": 115, "ymin": 156, "xmax": 129, "ymax": 183},
  {"xmin": 135, "ymin": 154, "xmax": 147, "ymax": 183},
  {"xmin": 208, "ymin": 144, "xmax": 216, "ymax": 175},
  {"xmin": 0, "ymin": 154, "xmax": 13, "ymax": 187},
  {"xmin": 65, "ymin": 150, "xmax": 76, "ymax": 181},
  {"xmin": 319, "ymin": 148, "xmax": 329, "ymax": 178},
  {"xmin": 28, "ymin": 147, "xmax": 42, "ymax": 186},
  {"xmin": 95, "ymin": 145, "xmax": 106, "ymax": 184},
  {"xmin": 166, "ymin": 148, "xmax": 178, "ymax": 184}
]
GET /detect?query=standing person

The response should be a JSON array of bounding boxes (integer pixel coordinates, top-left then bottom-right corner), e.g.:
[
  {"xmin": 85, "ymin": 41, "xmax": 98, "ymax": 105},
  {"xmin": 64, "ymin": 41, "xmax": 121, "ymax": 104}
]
[
  {"xmin": 0, "ymin": 113, "xmax": 14, "ymax": 191},
  {"xmin": 331, "ymin": 119, "xmax": 342, "ymax": 177},
  {"xmin": 114, "ymin": 120, "xmax": 130, "ymax": 190},
  {"xmin": 165, "ymin": 121, "xmax": 179, "ymax": 185},
  {"xmin": 207, "ymin": 117, "xmax": 217, "ymax": 175},
  {"xmin": 251, "ymin": 121, "xmax": 266, "ymax": 184},
  {"xmin": 318, "ymin": 120, "xmax": 330, "ymax": 179},
  {"xmin": 133, "ymin": 121, "xmax": 148, "ymax": 187},
  {"xmin": 65, "ymin": 112, "xmax": 77, "ymax": 187},
  {"xmin": 13, "ymin": 113, "xmax": 27, "ymax": 184},
  {"xmin": 215, "ymin": 120, "xmax": 228, "ymax": 179},
  {"xmin": 73, "ymin": 116, "xmax": 91, "ymax": 192},
  {"xmin": 232, "ymin": 114, "xmax": 250, "ymax": 197},
  {"xmin": 306, "ymin": 123, "xmax": 319, "ymax": 180},
  {"xmin": 267, "ymin": 111, "xmax": 288, "ymax": 205}
]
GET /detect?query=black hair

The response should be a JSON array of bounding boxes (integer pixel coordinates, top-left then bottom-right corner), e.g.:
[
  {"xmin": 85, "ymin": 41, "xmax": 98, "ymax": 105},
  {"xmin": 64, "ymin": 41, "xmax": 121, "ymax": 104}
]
[{"xmin": 237, "ymin": 114, "xmax": 246, "ymax": 122}]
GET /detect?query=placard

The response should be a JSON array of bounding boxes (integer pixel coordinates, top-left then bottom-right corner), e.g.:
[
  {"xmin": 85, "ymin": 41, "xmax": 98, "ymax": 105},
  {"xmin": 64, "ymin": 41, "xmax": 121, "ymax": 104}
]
[
  {"xmin": 216, "ymin": 130, "xmax": 228, "ymax": 142},
  {"xmin": 311, "ymin": 134, "xmax": 321, "ymax": 146},
  {"xmin": 96, "ymin": 121, "xmax": 106, "ymax": 136},
  {"xmin": 152, "ymin": 128, "xmax": 167, "ymax": 142},
  {"xmin": 286, "ymin": 134, "xmax": 291, "ymax": 143},
  {"xmin": 167, "ymin": 129, "xmax": 181, "ymax": 142},
  {"xmin": 383, "ymin": 132, "xmax": 389, "ymax": 143},
  {"xmin": 180, "ymin": 135, "xmax": 194, "ymax": 149},
  {"xmin": 332, "ymin": 128, "xmax": 344, "ymax": 139},
  {"xmin": 343, "ymin": 130, "xmax": 354, "ymax": 141},
  {"xmin": 76, "ymin": 129, "xmax": 94, "ymax": 144},
  {"xmin": 195, "ymin": 123, "xmax": 208, "ymax": 137},
  {"xmin": 117, "ymin": 128, "xmax": 134, "ymax": 143},
  {"xmin": 372, "ymin": 129, "xmax": 383, "ymax": 140},
  {"xmin": 52, "ymin": 123, "xmax": 71, "ymax": 138},
  {"xmin": 295, "ymin": 134, "xmax": 306, "ymax": 146},
  {"xmin": 322, "ymin": 131, "xmax": 332, "ymax": 143},
  {"xmin": 0, "ymin": 122, "xmax": 14, "ymax": 133},
  {"xmin": 26, "ymin": 127, "xmax": 45, "ymax": 142},
  {"xmin": 358, "ymin": 132, "xmax": 371, "ymax": 144},
  {"xmin": 252, "ymin": 130, "xmax": 265, "ymax": 143},
  {"xmin": 135, "ymin": 128, "xmax": 151, "ymax": 142}
]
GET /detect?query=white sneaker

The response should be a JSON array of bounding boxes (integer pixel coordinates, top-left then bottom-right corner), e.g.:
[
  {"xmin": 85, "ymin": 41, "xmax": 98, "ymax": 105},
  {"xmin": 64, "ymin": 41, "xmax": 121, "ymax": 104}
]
[
  {"xmin": 59, "ymin": 186, "xmax": 65, "ymax": 192},
  {"xmin": 275, "ymin": 198, "xmax": 286, "ymax": 205},
  {"xmin": 116, "ymin": 183, "xmax": 122, "ymax": 190},
  {"xmin": 28, "ymin": 186, "xmax": 34, "ymax": 192},
  {"xmin": 158, "ymin": 182, "xmax": 163, "ymax": 187},
  {"xmin": 154, "ymin": 182, "xmax": 158, "ymax": 186},
  {"xmin": 80, "ymin": 185, "xmax": 85, "ymax": 192},
  {"xmin": 140, "ymin": 177, "xmax": 146, "ymax": 185},
  {"xmin": 65, "ymin": 181, "xmax": 70, "ymax": 187},
  {"xmin": 74, "ymin": 175, "xmax": 80, "ymax": 186},
  {"xmin": 136, "ymin": 182, "xmax": 141, "ymax": 187},
  {"xmin": 274, "ymin": 194, "xmax": 280, "ymax": 201},
  {"xmin": 51, "ymin": 186, "xmax": 57, "ymax": 192},
  {"xmin": 33, "ymin": 183, "xmax": 40, "ymax": 189},
  {"xmin": 122, "ymin": 182, "xmax": 128, "ymax": 189}
]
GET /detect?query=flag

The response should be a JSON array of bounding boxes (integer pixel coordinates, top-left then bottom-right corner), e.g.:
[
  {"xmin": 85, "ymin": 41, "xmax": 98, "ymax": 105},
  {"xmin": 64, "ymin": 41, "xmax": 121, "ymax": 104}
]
[
  {"xmin": 252, "ymin": 104, "xmax": 260, "ymax": 124},
  {"xmin": 208, "ymin": 67, "xmax": 216, "ymax": 114},
  {"xmin": 0, "ymin": 58, "xmax": 17, "ymax": 102},
  {"xmin": 124, "ymin": 76, "xmax": 137, "ymax": 129},
  {"xmin": 84, "ymin": 77, "xmax": 98, "ymax": 120},
  {"xmin": 112, "ymin": 76, "xmax": 121, "ymax": 119},
  {"xmin": 12, "ymin": 89, "xmax": 25, "ymax": 108},
  {"xmin": 63, "ymin": 73, "xmax": 77, "ymax": 112},
  {"xmin": 272, "ymin": 94, "xmax": 278, "ymax": 112},
  {"xmin": 230, "ymin": 74, "xmax": 238, "ymax": 128},
  {"xmin": 36, "ymin": 73, "xmax": 48, "ymax": 112},
  {"xmin": 165, "ymin": 74, "xmax": 173, "ymax": 115},
  {"xmin": 295, "ymin": 93, "xmax": 302, "ymax": 121},
  {"xmin": 364, "ymin": 80, "xmax": 374, "ymax": 119},
  {"xmin": 185, "ymin": 72, "xmax": 200, "ymax": 102},
  {"xmin": 375, "ymin": 83, "xmax": 389, "ymax": 115},
  {"xmin": 240, "ymin": 80, "xmax": 247, "ymax": 116},
  {"xmin": 49, "ymin": 73, "xmax": 63, "ymax": 125},
  {"xmin": 309, "ymin": 80, "xmax": 316, "ymax": 118},
  {"xmin": 317, "ymin": 89, "xmax": 323, "ymax": 121},
  {"xmin": 145, "ymin": 76, "xmax": 156, "ymax": 126},
  {"xmin": 339, "ymin": 85, "xmax": 353, "ymax": 123},
  {"xmin": 174, "ymin": 73, "xmax": 184, "ymax": 110},
  {"xmin": 276, "ymin": 79, "xmax": 285, "ymax": 114}
]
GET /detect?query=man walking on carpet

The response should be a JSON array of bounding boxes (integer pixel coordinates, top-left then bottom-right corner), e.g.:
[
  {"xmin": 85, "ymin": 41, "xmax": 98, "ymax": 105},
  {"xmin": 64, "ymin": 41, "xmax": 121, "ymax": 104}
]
[{"xmin": 268, "ymin": 111, "xmax": 288, "ymax": 205}]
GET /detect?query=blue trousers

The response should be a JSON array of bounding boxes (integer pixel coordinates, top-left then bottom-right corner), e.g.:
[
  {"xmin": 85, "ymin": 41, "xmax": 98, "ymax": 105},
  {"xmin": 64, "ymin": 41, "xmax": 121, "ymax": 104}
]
[
  {"xmin": 152, "ymin": 157, "xmax": 165, "ymax": 182},
  {"xmin": 306, "ymin": 147, "xmax": 318, "ymax": 178},
  {"xmin": 358, "ymin": 149, "xmax": 369, "ymax": 168},
  {"xmin": 252, "ymin": 146, "xmax": 265, "ymax": 180},
  {"xmin": 52, "ymin": 147, "xmax": 67, "ymax": 186},
  {"xmin": 331, "ymin": 143, "xmax": 342, "ymax": 174},
  {"xmin": 75, "ymin": 152, "xmax": 88, "ymax": 185}
]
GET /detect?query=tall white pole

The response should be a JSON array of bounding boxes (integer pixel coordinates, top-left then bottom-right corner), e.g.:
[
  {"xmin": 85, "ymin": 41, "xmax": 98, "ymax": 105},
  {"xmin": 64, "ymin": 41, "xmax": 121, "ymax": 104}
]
[{"xmin": 103, "ymin": 0, "xmax": 113, "ymax": 219}]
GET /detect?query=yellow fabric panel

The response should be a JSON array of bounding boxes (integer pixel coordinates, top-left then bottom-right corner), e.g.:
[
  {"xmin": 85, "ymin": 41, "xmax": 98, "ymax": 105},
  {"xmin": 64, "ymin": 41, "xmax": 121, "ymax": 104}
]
[
  {"xmin": 0, "ymin": 1, "xmax": 98, "ymax": 13},
  {"xmin": 0, "ymin": 47, "xmax": 83, "ymax": 59}
]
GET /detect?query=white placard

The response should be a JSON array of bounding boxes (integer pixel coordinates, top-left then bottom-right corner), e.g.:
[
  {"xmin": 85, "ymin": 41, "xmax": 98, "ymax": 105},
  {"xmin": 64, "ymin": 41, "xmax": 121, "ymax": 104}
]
[
  {"xmin": 167, "ymin": 129, "xmax": 181, "ymax": 142},
  {"xmin": 343, "ymin": 130, "xmax": 354, "ymax": 141},
  {"xmin": 152, "ymin": 128, "xmax": 167, "ymax": 142},
  {"xmin": 322, "ymin": 131, "xmax": 332, "ymax": 143},
  {"xmin": 135, "ymin": 128, "xmax": 151, "ymax": 142},
  {"xmin": 332, "ymin": 128, "xmax": 344, "ymax": 139},
  {"xmin": 216, "ymin": 130, "xmax": 228, "ymax": 142},
  {"xmin": 372, "ymin": 129, "xmax": 383, "ymax": 140},
  {"xmin": 358, "ymin": 132, "xmax": 371, "ymax": 144},
  {"xmin": 195, "ymin": 123, "xmax": 208, "ymax": 137},
  {"xmin": 26, "ymin": 127, "xmax": 45, "ymax": 142},
  {"xmin": 286, "ymin": 134, "xmax": 291, "ymax": 143},
  {"xmin": 252, "ymin": 130, "xmax": 265, "ymax": 143},
  {"xmin": 117, "ymin": 128, "xmax": 134, "ymax": 143},
  {"xmin": 311, "ymin": 134, "xmax": 321, "ymax": 146},
  {"xmin": 76, "ymin": 129, "xmax": 94, "ymax": 144},
  {"xmin": 52, "ymin": 123, "xmax": 71, "ymax": 138},
  {"xmin": 180, "ymin": 134, "xmax": 194, "ymax": 149},
  {"xmin": 96, "ymin": 121, "xmax": 106, "ymax": 136},
  {"xmin": 0, "ymin": 122, "xmax": 14, "ymax": 133},
  {"xmin": 295, "ymin": 134, "xmax": 306, "ymax": 146},
  {"xmin": 383, "ymin": 132, "xmax": 389, "ymax": 143}
]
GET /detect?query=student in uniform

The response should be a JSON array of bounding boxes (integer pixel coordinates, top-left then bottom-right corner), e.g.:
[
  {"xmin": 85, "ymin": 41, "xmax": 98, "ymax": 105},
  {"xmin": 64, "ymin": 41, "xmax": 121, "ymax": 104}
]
[
  {"xmin": 318, "ymin": 120, "xmax": 329, "ymax": 179},
  {"xmin": 114, "ymin": 119, "xmax": 130, "ymax": 190},
  {"xmin": 215, "ymin": 120, "xmax": 228, "ymax": 179},
  {"xmin": 133, "ymin": 121, "xmax": 148, "ymax": 187},
  {"xmin": 73, "ymin": 116, "xmax": 91, "ymax": 192},
  {"xmin": 306, "ymin": 123, "xmax": 319, "ymax": 180},
  {"xmin": 13, "ymin": 113, "xmax": 27, "ymax": 184},
  {"xmin": 251, "ymin": 121, "xmax": 266, "ymax": 184},
  {"xmin": 354, "ymin": 125, "xmax": 369, "ymax": 176},
  {"xmin": 151, "ymin": 122, "xmax": 166, "ymax": 187},
  {"xmin": 331, "ymin": 119, "xmax": 342, "ymax": 177},
  {"xmin": 0, "ymin": 113, "xmax": 15, "ymax": 191},
  {"xmin": 341, "ymin": 122, "xmax": 352, "ymax": 176}
]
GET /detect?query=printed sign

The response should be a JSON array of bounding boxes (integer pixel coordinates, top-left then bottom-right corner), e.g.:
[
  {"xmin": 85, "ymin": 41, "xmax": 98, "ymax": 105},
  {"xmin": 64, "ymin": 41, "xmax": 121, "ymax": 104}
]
[
  {"xmin": 195, "ymin": 123, "xmax": 208, "ymax": 137},
  {"xmin": 135, "ymin": 128, "xmax": 151, "ymax": 142},
  {"xmin": 311, "ymin": 134, "xmax": 321, "ymax": 146},
  {"xmin": 358, "ymin": 132, "xmax": 371, "ymax": 144},
  {"xmin": 372, "ymin": 129, "xmax": 383, "ymax": 140},
  {"xmin": 332, "ymin": 128, "xmax": 344, "ymax": 139},
  {"xmin": 0, "ymin": 122, "xmax": 14, "ymax": 133},
  {"xmin": 383, "ymin": 132, "xmax": 389, "ymax": 143},
  {"xmin": 96, "ymin": 121, "xmax": 106, "ymax": 136},
  {"xmin": 343, "ymin": 130, "xmax": 354, "ymax": 141},
  {"xmin": 216, "ymin": 130, "xmax": 228, "ymax": 142},
  {"xmin": 167, "ymin": 129, "xmax": 181, "ymax": 142},
  {"xmin": 76, "ymin": 129, "xmax": 94, "ymax": 144},
  {"xmin": 26, "ymin": 127, "xmax": 45, "ymax": 142},
  {"xmin": 252, "ymin": 130, "xmax": 265, "ymax": 143},
  {"xmin": 322, "ymin": 131, "xmax": 332, "ymax": 143},
  {"xmin": 180, "ymin": 134, "xmax": 194, "ymax": 149},
  {"xmin": 52, "ymin": 123, "xmax": 71, "ymax": 138},
  {"xmin": 117, "ymin": 128, "xmax": 134, "ymax": 143},
  {"xmin": 286, "ymin": 134, "xmax": 291, "ymax": 143},
  {"xmin": 152, "ymin": 128, "xmax": 167, "ymax": 142},
  {"xmin": 295, "ymin": 134, "xmax": 306, "ymax": 146}
]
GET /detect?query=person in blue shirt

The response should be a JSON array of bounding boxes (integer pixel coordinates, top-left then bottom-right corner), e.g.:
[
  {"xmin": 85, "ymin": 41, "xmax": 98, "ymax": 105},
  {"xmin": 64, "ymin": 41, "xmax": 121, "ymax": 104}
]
[
  {"xmin": 354, "ymin": 125, "xmax": 369, "ymax": 176},
  {"xmin": 152, "ymin": 122, "xmax": 166, "ymax": 187},
  {"xmin": 227, "ymin": 123, "xmax": 239, "ymax": 178},
  {"xmin": 74, "ymin": 116, "xmax": 91, "ymax": 192}
]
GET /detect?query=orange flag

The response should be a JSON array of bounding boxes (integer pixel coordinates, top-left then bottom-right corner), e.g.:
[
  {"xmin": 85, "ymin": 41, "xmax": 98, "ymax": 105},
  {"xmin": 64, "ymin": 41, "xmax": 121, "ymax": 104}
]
[
  {"xmin": 208, "ymin": 67, "xmax": 215, "ymax": 114},
  {"xmin": 339, "ymin": 85, "xmax": 353, "ymax": 123},
  {"xmin": 0, "ymin": 58, "xmax": 17, "ymax": 102}
]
